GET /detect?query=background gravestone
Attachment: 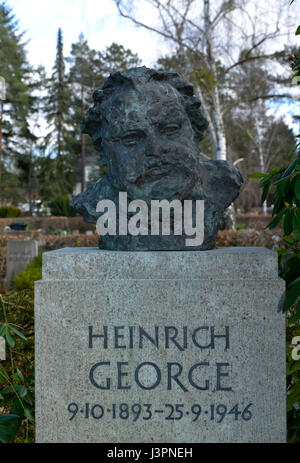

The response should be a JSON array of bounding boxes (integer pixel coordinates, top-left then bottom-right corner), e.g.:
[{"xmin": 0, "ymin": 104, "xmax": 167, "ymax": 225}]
[
  {"xmin": 0, "ymin": 336, "xmax": 5, "ymax": 361},
  {"xmin": 35, "ymin": 247, "xmax": 286, "ymax": 443},
  {"xmin": 5, "ymin": 240, "xmax": 38, "ymax": 290}
]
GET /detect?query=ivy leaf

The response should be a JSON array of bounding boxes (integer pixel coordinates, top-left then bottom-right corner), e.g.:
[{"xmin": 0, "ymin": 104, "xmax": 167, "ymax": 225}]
[{"xmin": 296, "ymin": 25, "xmax": 300, "ymax": 35}]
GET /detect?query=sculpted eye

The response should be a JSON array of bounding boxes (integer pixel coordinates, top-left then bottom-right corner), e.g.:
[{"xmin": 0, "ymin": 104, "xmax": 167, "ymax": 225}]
[
  {"xmin": 121, "ymin": 131, "xmax": 144, "ymax": 146},
  {"xmin": 162, "ymin": 124, "xmax": 181, "ymax": 135}
]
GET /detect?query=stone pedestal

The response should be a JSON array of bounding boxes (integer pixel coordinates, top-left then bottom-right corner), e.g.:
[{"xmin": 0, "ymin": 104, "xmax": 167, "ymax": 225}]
[{"xmin": 35, "ymin": 247, "xmax": 286, "ymax": 443}]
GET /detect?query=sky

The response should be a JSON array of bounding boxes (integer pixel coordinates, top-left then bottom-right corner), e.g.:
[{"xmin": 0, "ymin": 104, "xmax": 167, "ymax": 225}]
[
  {"xmin": 6, "ymin": 0, "xmax": 166, "ymax": 71},
  {"xmin": 3, "ymin": 0, "xmax": 300, "ymax": 134}
]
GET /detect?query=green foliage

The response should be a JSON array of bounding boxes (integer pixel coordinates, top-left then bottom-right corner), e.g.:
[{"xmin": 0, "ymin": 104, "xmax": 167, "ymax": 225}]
[
  {"xmin": 0, "ymin": 290, "xmax": 34, "ymax": 442},
  {"xmin": 0, "ymin": 3, "xmax": 36, "ymax": 206},
  {"xmin": 0, "ymin": 3, "xmax": 32, "ymax": 143},
  {"xmin": 0, "ymin": 206, "xmax": 21, "ymax": 218},
  {"xmin": 102, "ymin": 42, "xmax": 141, "ymax": 75},
  {"xmin": 236, "ymin": 222, "xmax": 245, "ymax": 231},
  {"xmin": 66, "ymin": 35, "xmax": 141, "ymax": 188},
  {"xmin": 48, "ymin": 195, "xmax": 76, "ymax": 217},
  {"xmin": 249, "ymin": 103, "xmax": 300, "ymax": 442},
  {"xmin": 193, "ymin": 67, "xmax": 217, "ymax": 92},
  {"xmin": 0, "ymin": 365, "xmax": 34, "ymax": 443},
  {"xmin": 0, "ymin": 414, "xmax": 20, "ymax": 443},
  {"xmin": 249, "ymin": 23, "xmax": 300, "ymax": 438},
  {"xmin": 13, "ymin": 254, "xmax": 42, "ymax": 290}
]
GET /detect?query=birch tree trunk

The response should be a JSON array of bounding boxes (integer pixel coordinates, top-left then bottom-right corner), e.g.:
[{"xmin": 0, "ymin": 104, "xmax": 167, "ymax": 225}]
[
  {"xmin": 203, "ymin": 0, "xmax": 227, "ymax": 161},
  {"xmin": 255, "ymin": 119, "xmax": 267, "ymax": 215},
  {"xmin": 203, "ymin": 0, "xmax": 234, "ymax": 227}
]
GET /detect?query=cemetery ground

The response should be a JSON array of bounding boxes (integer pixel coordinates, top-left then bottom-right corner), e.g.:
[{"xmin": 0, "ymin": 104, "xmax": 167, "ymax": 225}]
[{"xmin": 0, "ymin": 214, "xmax": 299, "ymax": 443}]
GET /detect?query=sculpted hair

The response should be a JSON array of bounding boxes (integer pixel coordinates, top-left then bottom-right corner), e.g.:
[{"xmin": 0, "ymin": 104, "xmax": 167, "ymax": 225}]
[{"xmin": 81, "ymin": 66, "xmax": 208, "ymax": 149}]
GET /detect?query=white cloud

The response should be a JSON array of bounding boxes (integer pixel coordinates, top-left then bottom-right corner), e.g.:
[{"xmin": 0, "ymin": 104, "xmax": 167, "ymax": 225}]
[
  {"xmin": 7, "ymin": 0, "xmax": 170, "ymax": 72},
  {"xmin": 267, "ymin": 100, "xmax": 299, "ymax": 134},
  {"xmin": 5, "ymin": 0, "xmax": 299, "ymax": 135}
]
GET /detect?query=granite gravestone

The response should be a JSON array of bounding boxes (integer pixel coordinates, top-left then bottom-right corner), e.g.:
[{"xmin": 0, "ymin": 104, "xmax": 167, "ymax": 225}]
[
  {"xmin": 35, "ymin": 67, "xmax": 286, "ymax": 443},
  {"xmin": 35, "ymin": 247, "xmax": 286, "ymax": 443},
  {"xmin": 0, "ymin": 336, "xmax": 5, "ymax": 361},
  {"xmin": 5, "ymin": 240, "xmax": 38, "ymax": 290}
]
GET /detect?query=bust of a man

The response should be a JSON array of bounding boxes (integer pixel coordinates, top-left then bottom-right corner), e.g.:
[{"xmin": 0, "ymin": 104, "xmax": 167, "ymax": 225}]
[{"xmin": 71, "ymin": 66, "xmax": 243, "ymax": 250}]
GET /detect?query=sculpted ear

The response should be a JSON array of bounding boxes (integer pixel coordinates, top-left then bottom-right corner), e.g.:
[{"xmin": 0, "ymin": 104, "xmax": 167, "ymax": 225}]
[{"xmin": 199, "ymin": 160, "xmax": 243, "ymax": 208}]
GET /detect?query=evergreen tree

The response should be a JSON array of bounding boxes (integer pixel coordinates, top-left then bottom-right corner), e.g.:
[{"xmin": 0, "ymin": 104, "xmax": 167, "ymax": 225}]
[
  {"xmin": 0, "ymin": 2, "xmax": 32, "ymax": 205},
  {"xmin": 44, "ymin": 28, "xmax": 74, "ymax": 197},
  {"xmin": 102, "ymin": 42, "xmax": 141, "ymax": 75},
  {"xmin": 67, "ymin": 36, "xmax": 141, "ymax": 192},
  {"xmin": 67, "ymin": 33, "xmax": 100, "ymax": 192}
]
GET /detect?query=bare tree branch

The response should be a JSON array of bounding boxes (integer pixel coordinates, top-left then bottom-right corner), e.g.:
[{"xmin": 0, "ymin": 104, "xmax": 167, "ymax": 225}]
[
  {"xmin": 250, "ymin": 94, "xmax": 300, "ymax": 101},
  {"xmin": 223, "ymin": 51, "xmax": 286, "ymax": 76}
]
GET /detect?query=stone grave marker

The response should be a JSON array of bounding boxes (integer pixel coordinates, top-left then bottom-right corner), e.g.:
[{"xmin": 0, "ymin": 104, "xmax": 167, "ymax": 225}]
[
  {"xmin": 35, "ymin": 67, "xmax": 286, "ymax": 443},
  {"xmin": 5, "ymin": 240, "xmax": 38, "ymax": 290},
  {"xmin": 35, "ymin": 247, "xmax": 286, "ymax": 443},
  {"xmin": 0, "ymin": 336, "xmax": 5, "ymax": 361}
]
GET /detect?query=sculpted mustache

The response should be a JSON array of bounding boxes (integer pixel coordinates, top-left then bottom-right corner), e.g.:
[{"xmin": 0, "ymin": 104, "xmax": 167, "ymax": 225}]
[{"xmin": 127, "ymin": 162, "xmax": 192, "ymax": 184}]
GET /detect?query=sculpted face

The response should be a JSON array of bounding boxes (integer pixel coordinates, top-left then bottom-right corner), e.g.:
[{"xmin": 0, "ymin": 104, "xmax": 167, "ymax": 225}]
[
  {"xmin": 100, "ymin": 82, "xmax": 199, "ymax": 201},
  {"xmin": 71, "ymin": 67, "xmax": 243, "ymax": 251}
]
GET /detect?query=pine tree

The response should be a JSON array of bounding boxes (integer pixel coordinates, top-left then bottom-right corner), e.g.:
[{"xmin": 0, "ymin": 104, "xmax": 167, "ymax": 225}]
[
  {"xmin": 67, "ymin": 34, "xmax": 101, "ymax": 192},
  {"xmin": 102, "ymin": 42, "xmax": 141, "ymax": 75},
  {"xmin": 0, "ymin": 2, "xmax": 32, "ymax": 205},
  {"xmin": 67, "ymin": 36, "xmax": 141, "ymax": 192},
  {"xmin": 44, "ymin": 28, "xmax": 74, "ymax": 204}
]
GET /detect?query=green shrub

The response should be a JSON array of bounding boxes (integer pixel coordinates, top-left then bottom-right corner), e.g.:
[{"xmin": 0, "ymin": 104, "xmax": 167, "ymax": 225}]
[
  {"xmin": 0, "ymin": 289, "xmax": 35, "ymax": 443},
  {"xmin": 0, "ymin": 206, "xmax": 21, "ymax": 218},
  {"xmin": 13, "ymin": 255, "xmax": 42, "ymax": 290},
  {"xmin": 249, "ymin": 159, "xmax": 300, "ymax": 443},
  {"xmin": 236, "ymin": 222, "xmax": 245, "ymax": 231},
  {"xmin": 49, "ymin": 195, "xmax": 76, "ymax": 217}
]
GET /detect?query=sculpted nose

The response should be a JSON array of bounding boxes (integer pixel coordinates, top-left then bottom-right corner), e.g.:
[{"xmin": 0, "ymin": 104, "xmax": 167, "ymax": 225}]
[{"xmin": 144, "ymin": 134, "xmax": 161, "ymax": 159}]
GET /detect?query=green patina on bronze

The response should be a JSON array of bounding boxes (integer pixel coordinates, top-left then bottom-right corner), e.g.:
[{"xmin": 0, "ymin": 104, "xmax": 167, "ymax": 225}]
[{"xmin": 71, "ymin": 66, "xmax": 243, "ymax": 250}]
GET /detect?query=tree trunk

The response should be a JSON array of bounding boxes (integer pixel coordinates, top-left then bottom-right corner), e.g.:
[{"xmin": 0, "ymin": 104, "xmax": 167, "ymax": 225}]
[
  {"xmin": 28, "ymin": 143, "xmax": 33, "ymax": 216},
  {"xmin": 255, "ymin": 119, "xmax": 267, "ymax": 215},
  {"xmin": 204, "ymin": 0, "xmax": 227, "ymax": 161},
  {"xmin": 81, "ymin": 86, "xmax": 86, "ymax": 192},
  {"xmin": 222, "ymin": 204, "xmax": 236, "ymax": 230},
  {"xmin": 211, "ymin": 88, "xmax": 227, "ymax": 161}
]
